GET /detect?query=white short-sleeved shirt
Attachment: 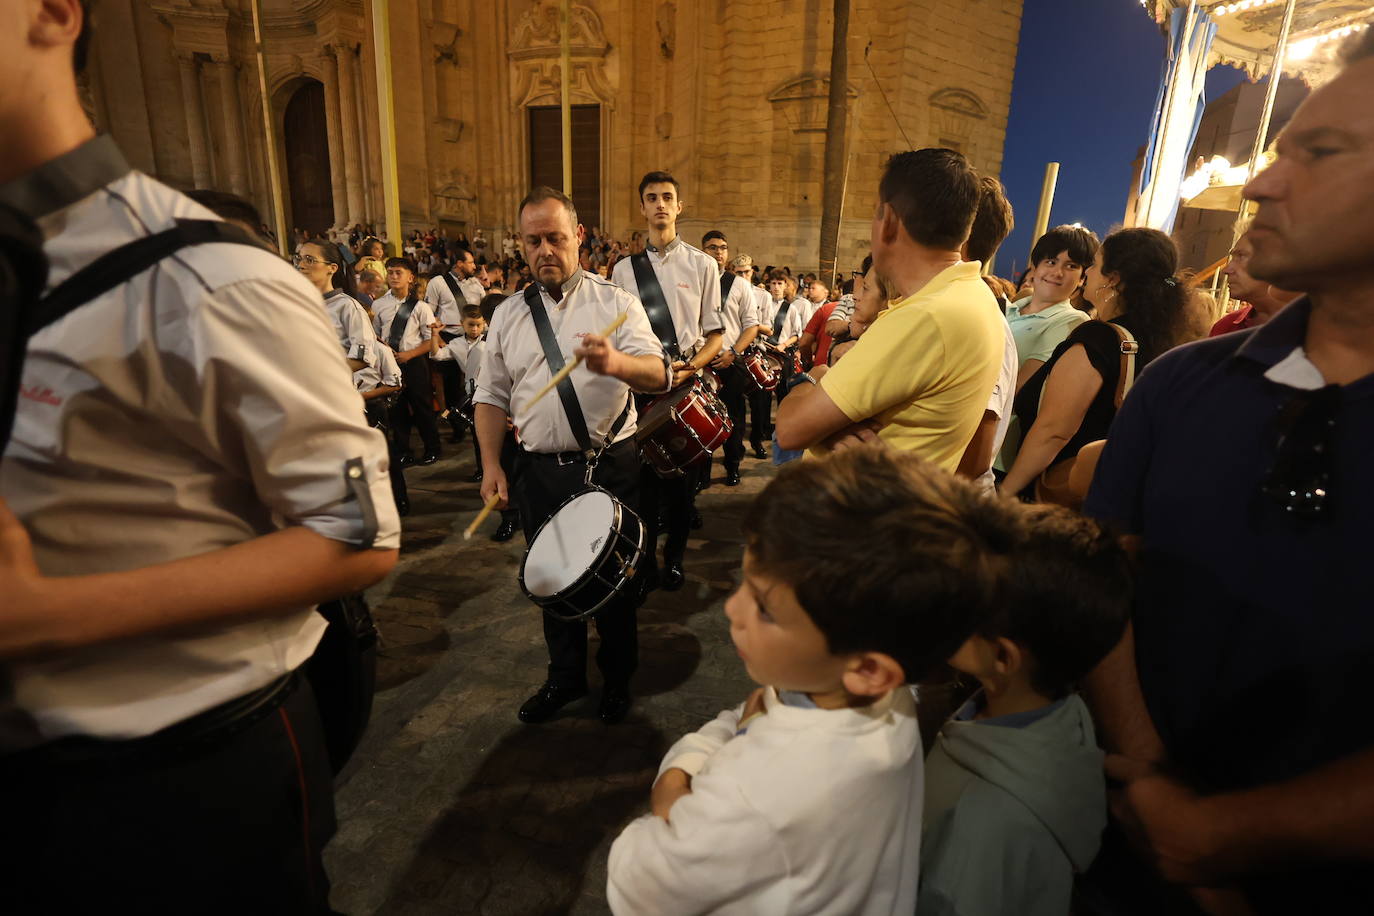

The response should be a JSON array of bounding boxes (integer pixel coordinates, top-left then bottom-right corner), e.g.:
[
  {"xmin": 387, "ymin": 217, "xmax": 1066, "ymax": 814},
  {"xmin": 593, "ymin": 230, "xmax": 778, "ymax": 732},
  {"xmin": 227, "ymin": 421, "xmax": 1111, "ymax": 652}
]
[
  {"xmin": 375, "ymin": 342, "xmax": 403, "ymax": 388},
  {"xmin": 0, "ymin": 135, "xmax": 399, "ymax": 741},
  {"xmin": 434, "ymin": 334, "xmax": 485, "ymax": 383},
  {"xmin": 373, "ymin": 291, "xmax": 437, "ymax": 353},
  {"xmin": 475, "ymin": 271, "xmax": 668, "ymax": 453},
  {"xmin": 756, "ymin": 286, "xmax": 784, "ymax": 342},
  {"xmin": 611, "ymin": 238, "xmax": 723, "ymax": 359},
  {"xmin": 976, "ymin": 319, "xmax": 1020, "ymax": 495},
  {"xmin": 424, "ymin": 271, "xmax": 463, "ymax": 329},
  {"xmin": 781, "ymin": 298, "xmax": 817, "ymax": 342},
  {"xmin": 325, "ymin": 289, "xmax": 382, "ymax": 392},
  {"xmin": 718, "ymin": 271, "xmax": 761, "ymax": 351}
]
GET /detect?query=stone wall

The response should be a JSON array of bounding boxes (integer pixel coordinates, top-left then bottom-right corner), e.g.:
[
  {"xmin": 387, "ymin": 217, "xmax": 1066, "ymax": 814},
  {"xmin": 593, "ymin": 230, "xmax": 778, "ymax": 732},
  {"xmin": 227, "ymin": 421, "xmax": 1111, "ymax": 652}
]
[{"xmin": 86, "ymin": 0, "xmax": 1023, "ymax": 272}]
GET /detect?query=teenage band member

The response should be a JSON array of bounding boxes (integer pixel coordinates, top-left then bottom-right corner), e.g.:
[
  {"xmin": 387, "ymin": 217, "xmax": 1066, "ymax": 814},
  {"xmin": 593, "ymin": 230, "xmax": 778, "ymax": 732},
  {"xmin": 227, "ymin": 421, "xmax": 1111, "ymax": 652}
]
[
  {"xmin": 373, "ymin": 256, "xmax": 442, "ymax": 466},
  {"xmin": 611, "ymin": 171, "xmax": 723, "ymax": 593},
  {"xmin": 475, "ymin": 187, "xmax": 671, "ymax": 725},
  {"xmin": 0, "ymin": 3, "xmax": 399, "ymax": 908},
  {"xmin": 702, "ymin": 231, "xmax": 761, "ymax": 486},
  {"xmin": 733, "ymin": 255, "xmax": 774, "ymax": 457},
  {"xmin": 426, "ymin": 249, "xmax": 484, "ymax": 441}
]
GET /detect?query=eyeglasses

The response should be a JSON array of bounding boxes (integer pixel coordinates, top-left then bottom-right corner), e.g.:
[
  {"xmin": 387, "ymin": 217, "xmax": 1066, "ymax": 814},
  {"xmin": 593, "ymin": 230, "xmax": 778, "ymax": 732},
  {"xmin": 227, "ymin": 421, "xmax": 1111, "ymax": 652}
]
[
  {"xmin": 703, "ymin": 244, "xmax": 728, "ymax": 253},
  {"xmin": 1260, "ymin": 384, "xmax": 1340, "ymax": 517},
  {"xmin": 292, "ymin": 254, "xmax": 326, "ymax": 267}
]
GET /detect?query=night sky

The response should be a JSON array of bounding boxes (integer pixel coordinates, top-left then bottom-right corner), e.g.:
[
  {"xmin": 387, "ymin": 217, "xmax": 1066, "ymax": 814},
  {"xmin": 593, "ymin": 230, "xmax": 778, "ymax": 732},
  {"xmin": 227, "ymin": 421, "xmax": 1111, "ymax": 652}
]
[{"xmin": 995, "ymin": 0, "xmax": 1249, "ymax": 279}]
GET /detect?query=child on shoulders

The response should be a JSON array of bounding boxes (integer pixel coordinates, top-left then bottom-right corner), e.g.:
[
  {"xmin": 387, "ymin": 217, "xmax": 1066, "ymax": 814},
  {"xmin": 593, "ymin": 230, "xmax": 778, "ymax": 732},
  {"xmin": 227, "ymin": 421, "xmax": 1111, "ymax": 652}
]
[
  {"xmin": 608, "ymin": 447, "xmax": 1023, "ymax": 915},
  {"xmin": 918, "ymin": 504, "xmax": 1131, "ymax": 916}
]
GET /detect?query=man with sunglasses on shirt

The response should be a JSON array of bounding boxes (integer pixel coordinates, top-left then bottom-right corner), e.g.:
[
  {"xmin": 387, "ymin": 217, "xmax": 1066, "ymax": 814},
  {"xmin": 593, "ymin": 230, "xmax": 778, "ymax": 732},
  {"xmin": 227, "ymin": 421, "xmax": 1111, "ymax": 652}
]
[{"xmin": 1082, "ymin": 31, "xmax": 1374, "ymax": 915}]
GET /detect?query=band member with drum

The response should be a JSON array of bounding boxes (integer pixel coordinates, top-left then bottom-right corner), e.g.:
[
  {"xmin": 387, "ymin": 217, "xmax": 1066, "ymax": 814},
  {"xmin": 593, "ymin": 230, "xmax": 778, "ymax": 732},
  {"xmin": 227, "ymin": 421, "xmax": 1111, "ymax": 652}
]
[
  {"xmin": 702, "ymin": 231, "xmax": 761, "ymax": 487},
  {"xmin": 426, "ymin": 249, "xmax": 484, "ymax": 442},
  {"xmin": 732, "ymin": 254, "xmax": 775, "ymax": 458},
  {"xmin": 373, "ymin": 257, "xmax": 442, "ymax": 467},
  {"xmin": 611, "ymin": 171, "xmax": 723, "ymax": 594},
  {"xmin": 475, "ymin": 186, "xmax": 671, "ymax": 726}
]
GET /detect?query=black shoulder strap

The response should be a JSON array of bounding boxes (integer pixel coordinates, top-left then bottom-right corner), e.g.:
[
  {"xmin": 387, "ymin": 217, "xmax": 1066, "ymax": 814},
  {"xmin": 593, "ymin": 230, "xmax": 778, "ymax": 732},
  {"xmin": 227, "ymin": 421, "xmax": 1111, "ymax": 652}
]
[
  {"xmin": 719, "ymin": 271, "xmax": 735, "ymax": 309},
  {"xmin": 630, "ymin": 250, "xmax": 680, "ymax": 360},
  {"xmin": 440, "ymin": 271, "xmax": 463, "ymax": 306},
  {"xmin": 387, "ymin": 298, "xmax": 418, "ymax": 351},
  {"xmin": 28, "ymin": 218, "xmax": 262, "ymax": 337},
  {"xmin": 524, "ymin": 283, "xmax": 592, "ymax": 452},
  {"xmin": 772, "ymin": 299, "xmax": 787, "ymax": 339}
]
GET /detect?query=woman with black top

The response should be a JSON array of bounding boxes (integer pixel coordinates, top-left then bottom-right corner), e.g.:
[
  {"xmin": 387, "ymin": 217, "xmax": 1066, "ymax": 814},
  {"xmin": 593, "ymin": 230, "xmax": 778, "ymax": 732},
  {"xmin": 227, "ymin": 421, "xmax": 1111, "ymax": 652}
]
[{"xmin": 1000, "ymin": 228, "xmax": 1192, "ymax": 500}]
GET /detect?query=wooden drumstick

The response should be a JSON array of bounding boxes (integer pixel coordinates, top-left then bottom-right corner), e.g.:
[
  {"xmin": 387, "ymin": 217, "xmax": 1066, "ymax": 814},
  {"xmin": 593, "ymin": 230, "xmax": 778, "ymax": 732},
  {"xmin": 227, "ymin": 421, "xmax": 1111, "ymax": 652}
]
[
  {"xmin": 464, "ymin": 492, "xmax": 503, "ymax": 540},
  {"xmin": 525, "ymin": 312, "xmax": 629, "ymax": 409}
]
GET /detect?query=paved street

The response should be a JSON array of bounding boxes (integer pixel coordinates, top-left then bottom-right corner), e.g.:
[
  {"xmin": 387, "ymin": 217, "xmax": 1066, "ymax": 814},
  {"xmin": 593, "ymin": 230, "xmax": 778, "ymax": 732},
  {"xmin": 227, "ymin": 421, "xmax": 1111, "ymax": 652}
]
[{"xmin": 326, "ymin": 444, "xmax": 769, "ymax": 915}]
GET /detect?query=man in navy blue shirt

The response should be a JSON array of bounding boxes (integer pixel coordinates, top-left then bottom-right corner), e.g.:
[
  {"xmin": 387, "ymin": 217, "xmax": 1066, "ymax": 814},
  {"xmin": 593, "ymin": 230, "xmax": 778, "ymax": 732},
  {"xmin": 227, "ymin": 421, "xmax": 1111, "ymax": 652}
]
[{"xmin": 1084, "ymin": 31, "xmax": 1374, "ymax": 914}]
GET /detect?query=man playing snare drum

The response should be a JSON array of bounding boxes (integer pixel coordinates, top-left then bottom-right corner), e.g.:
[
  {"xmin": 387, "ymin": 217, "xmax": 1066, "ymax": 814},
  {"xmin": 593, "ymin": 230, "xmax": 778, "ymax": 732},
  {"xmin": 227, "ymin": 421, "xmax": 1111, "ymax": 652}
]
[{"xmin": 475, "ymin": 186, "xmax": 670, "ymax": 725}]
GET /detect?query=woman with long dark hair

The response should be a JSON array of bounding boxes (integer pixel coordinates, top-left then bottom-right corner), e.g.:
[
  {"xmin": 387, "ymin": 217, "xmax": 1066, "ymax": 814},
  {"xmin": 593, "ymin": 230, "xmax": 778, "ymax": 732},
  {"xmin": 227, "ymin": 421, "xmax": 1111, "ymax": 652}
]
[{"xmin": 1000, "ymin": 228, "xmax": 1193, "ymax": 502}]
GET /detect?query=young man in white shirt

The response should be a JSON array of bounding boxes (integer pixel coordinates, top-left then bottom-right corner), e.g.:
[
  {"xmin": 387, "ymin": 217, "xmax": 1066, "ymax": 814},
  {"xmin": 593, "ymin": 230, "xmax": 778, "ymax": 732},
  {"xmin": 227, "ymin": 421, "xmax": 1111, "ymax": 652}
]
[
  {"xmin": 703, "ymin": 231, "xmax": 761, "ymax": 486},
  {"xmin": 731, "ymin": 254, "xmax": 773, "ymax": 459},
  {"xmin": 611, "ymin": 171, "xmax": 722, "ymax": 593},
  {"xmin": 373, "ymin": 256, "xmax": 442, "ymax": 465},
  {"xmin": 608, "ymin": 448, "xmax": 1023, "ymax": 915},
  {"xmin": 426, "ymin": 248, "xmax": 485, "ymax": 441}
]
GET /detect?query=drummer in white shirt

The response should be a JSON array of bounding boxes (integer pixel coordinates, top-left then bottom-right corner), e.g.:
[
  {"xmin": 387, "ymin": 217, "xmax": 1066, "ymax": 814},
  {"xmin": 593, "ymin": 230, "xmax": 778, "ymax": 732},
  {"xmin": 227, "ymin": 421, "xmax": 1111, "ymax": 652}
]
[
  {"xmin": 732, "ymin": 255, "xmax": 774, "ymax": 459},
  {"xmin": 474, "ymin": 186, "xmax": 670, "ymax": 726},
  {"xmin": 702, "ymin": 231, "xmax": 761, "ymax": 487},
  {"xmin": 426, "ymin": 249, "xmax": 485, "ymax": 441},
  {"xmin": 611, "ymin": 171, "xmax": 723, "ymax": 596},
  {"xmin": 373, "ymin": 257, "xmax": 442, "ymax": 466}
]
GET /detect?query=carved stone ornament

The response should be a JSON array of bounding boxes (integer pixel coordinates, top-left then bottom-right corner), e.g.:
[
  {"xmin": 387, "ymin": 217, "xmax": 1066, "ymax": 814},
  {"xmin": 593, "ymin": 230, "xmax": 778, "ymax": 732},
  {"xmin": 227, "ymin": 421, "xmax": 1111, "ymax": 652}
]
[{"xmin": 508, "ymin": 1, "xmax": 614, "ymax": 107}]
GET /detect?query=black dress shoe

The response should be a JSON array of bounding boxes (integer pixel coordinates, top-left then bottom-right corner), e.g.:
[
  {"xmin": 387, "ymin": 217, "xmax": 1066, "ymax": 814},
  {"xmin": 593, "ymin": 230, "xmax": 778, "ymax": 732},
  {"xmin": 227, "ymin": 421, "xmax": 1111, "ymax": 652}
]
[
  {"xmin": 725, "ymin": 469, "xmax": 741, "ymax": 487},
  {"xmin": 467, "ymin": 467, "xmax": 484, "ymax": 483},
  {"xmin": 419, "ymin": 452, "xmax": 441, "ymax": 466},
  {"xmin": 753, "ymin": 445, "xmax": 770, "ymax": 460},
  {"xmin": 661, "ymin": 563, "xmax": 685, "ymax": 591},
  {"xmin": 689, "ymin": 507, "xmax": 703, "ymax": 530},
  {"xmin": 598, "ymin": 686, "xmax": 632, "ymax": 724},
  {"xmin": 518, "ymin": 683, "xmax": 588, "ymax": 724},
  {"xmin": 397, "ymin": 454, "xmax": 416, "ymax": 468},
  {"xmin": 491, "ymin": 517, "xmax": 518, "ymax": 542}
]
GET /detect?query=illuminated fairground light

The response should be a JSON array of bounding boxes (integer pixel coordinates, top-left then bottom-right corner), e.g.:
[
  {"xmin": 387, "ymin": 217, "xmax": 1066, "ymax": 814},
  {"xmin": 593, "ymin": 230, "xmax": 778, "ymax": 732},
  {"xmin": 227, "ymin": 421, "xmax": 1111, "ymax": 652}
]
[
  {"xmin": 1210, "ymin": 0, "xmax": 1284, "ymax": 15},
  {"xmin": 1288, "ymin": 21, "xmax": 1370, "ymax": 60}
]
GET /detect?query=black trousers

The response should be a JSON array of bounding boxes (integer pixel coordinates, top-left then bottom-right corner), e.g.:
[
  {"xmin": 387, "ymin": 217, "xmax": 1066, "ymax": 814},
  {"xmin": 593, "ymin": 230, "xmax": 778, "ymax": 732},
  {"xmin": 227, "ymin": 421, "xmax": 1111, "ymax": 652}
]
[
  {"xmin": 633, "ymin": 391, "xmax": 692, "ymax": 570},
  {"xmin": 436, "ymin": 359, "xmax": 466, "ymax": 432},
  {"xmin": 749, "ymin": 385, "xmax": 773, "ymax": 448},
  {"xmin": 718, "ymin": 365, "xmax": 749, "ymax": 473},
  {"xmin": 393, "ymin": 357, "xmax": 441, "ymax": 456},
  {"xmin": 366, "ymin": 397, "xmax": 408, "ymax": 506},
  {"xmin": 0, "ymin": 675, "xmax": 336, "ymax": 915},
  {"xmin": 512, "ymin": 439, "xmax": 641, "ymax": 690}
]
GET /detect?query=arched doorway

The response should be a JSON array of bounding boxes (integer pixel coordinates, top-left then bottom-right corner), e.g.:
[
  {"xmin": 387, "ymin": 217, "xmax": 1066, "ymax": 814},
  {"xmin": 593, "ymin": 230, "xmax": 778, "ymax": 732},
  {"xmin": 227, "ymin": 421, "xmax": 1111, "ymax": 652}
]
[
  {"xmin": 528, "ymin": 104, "xmax": 601, "ymax": 230},
  {"xmin": 283, "ymin": 80, "xmax": 334, "ymax": 235}
]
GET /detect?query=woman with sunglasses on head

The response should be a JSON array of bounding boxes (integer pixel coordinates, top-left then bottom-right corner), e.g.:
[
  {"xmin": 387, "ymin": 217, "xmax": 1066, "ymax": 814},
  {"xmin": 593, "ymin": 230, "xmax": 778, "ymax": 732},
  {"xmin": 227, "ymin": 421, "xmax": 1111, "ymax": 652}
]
[{"xmin": 999, "ymin": 228, "xmax": 1194, "ymax": 505}]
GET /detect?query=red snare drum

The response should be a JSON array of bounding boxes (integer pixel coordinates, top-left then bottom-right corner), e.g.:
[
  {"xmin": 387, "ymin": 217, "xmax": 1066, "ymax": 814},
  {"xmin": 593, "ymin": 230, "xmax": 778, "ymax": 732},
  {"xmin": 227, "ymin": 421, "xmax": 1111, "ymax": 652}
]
[
  {"xmin": 636, "ymin": 378, "xmax": 733, "ymax": 478},
  {"xmin": 740, "ymin": 347, "xmax": 780, "ymax": 392}
]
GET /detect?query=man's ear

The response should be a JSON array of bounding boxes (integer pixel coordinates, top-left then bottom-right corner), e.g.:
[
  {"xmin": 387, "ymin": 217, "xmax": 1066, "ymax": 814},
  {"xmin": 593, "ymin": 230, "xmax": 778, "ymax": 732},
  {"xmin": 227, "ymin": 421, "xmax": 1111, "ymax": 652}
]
[
  {"xmin": 875, "ymin": 202, "xmax": 901, "ymax": 248},
  {"xmin": 575, "ymin": 223, "xmax": 586, "ymax": 246},
  {"xmin": 992, "ymin": 636, "xmax": 1024, "ymax": 679},
  {"xmin": 842, "ymin": 651, "xmax": 906, "ymax": 699}
]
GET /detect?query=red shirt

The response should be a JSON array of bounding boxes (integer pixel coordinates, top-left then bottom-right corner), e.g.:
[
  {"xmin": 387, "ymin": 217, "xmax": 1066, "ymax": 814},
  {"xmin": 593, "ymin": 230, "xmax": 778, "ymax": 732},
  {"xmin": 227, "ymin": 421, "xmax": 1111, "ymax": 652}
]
[
  {"xmin": 804, "ymin": 301, "xmax": 839, "ymax": 367},
  {"xmin": 1209, "ymin": 304, "xmax": 1258, "ymax": 337}
]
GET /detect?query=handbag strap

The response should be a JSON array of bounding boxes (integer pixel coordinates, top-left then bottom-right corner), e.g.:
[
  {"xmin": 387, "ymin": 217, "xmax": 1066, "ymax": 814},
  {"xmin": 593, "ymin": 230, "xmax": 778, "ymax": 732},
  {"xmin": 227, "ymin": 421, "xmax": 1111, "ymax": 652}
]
[
  {"xmin": 524, "ymin": 282, "xmax": 593, "ymax": 452},
  {"xmin": 629, "ymin": 250, "xmax": 680, "ymax": 360},
  {"xmin": 1109, "ymin": 322, "xmax": 1140, "ymax": 409}
]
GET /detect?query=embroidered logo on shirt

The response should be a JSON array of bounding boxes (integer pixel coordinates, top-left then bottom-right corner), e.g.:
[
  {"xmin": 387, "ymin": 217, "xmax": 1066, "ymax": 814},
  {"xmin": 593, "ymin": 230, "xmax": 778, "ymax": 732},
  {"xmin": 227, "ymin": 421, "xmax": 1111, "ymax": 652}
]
[
  {"xmin": 20, "ymin": 385, "xmax": 62, "ymax": 407},
  {"xmin": 677, "ymin": 282, "xmax": 692, "ymax": 291}
]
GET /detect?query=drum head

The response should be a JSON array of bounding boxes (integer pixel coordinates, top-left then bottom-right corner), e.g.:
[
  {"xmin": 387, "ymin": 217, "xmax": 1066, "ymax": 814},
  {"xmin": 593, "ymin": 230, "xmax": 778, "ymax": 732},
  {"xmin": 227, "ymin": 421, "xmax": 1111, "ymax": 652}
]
[{"xmin": 523, "ymin": 490, "xmax": 616, "ymax": 598}]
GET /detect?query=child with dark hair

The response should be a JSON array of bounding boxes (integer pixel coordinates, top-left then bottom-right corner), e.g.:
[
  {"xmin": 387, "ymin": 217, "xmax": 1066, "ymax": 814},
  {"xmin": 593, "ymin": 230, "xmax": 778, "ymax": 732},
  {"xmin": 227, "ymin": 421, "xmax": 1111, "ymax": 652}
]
[
  {"xmin": 918, "ymin": 504, "xmax": 1131, "ymax": 916},
  {"xmin": 608, "ymin": 447, "xmax": 1023, "ymax": 915}
]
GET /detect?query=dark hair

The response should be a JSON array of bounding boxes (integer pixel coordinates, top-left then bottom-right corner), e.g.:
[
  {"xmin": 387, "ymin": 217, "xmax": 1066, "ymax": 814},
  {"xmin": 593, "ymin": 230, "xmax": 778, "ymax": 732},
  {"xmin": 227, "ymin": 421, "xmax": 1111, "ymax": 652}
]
[
  {"xmin": 460, "ymin": 304, "xmax": 483, "ymax": 321},
  {"xmin": 1341, "ymin": 24, "xmax": 1374, "ymax": 65},
  {"xmin": 478, "ymin": 293, "xmax": 505, "ymax": 323},
  {"xmin": 362, "ymin": 236, "xmax": 386, "ymax": 258},
  {"xmin": 702, "ymin": 230, "xmax": 727, "ymax": 246},
  {"xmin": 979, "ymin": 505, "xmax": 1131, "ymax": 699},
  {"xmin": 638, "ymin": 170, "xmax": 681, "ymax": 200},
  {"xmin": 743, "ymin": 447, "xmax": 1021, "ymax": 683},
  {"xmin": 764, "ymin": 268, "xmax": 788, "ymax": 284},
  {"xmin": 301, "ymin": 238, "xmax": 356, "ymax": 298},
  {"xmin": 384, "ymin": 255, "xmax": 417, "ymax": 274},
  {"xmin": 1030, "ymin": 225, "xmax": 1100, "ymax": 271},
  {"xmin": 965, "ymin": 175, "xmax": 1015, "ymax": 265},
  {"xmin": 74, "ymin": 0, "xmax": 93, "ymax": 75},
  {"xmin": 860, "ymin": 253, "xmax": 873, "ymax": 276},
  {"xmin": 518, "ymin": 185, "xmax": 579, "ymax": 232},
  {"xmin": 1100, "ymin": 227, "xmax": 1189, "ymax": 365},
  {"xmin": 878, "ymin": 149, "xmax": 980, "ymax": 249}
]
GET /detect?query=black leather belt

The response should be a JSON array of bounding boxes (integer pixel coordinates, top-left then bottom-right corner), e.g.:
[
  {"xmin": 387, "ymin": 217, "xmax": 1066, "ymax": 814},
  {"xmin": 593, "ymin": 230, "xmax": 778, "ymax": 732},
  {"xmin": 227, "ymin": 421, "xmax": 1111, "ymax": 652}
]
[
  {"xmin": 521, "ymin": 438, "xmax": 634, "ymax": 467},
  {"xmin": 32, "ymin": 672, "xmax": 299, "ymax": 765}
]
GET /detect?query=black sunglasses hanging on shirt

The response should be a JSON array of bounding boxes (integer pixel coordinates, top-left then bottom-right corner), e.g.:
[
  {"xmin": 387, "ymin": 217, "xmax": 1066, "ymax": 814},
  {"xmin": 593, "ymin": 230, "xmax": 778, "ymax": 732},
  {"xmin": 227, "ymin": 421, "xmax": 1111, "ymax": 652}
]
[{"xmin": 1260, "ymin": 384, "xmax": 1341, "ymax": 518}]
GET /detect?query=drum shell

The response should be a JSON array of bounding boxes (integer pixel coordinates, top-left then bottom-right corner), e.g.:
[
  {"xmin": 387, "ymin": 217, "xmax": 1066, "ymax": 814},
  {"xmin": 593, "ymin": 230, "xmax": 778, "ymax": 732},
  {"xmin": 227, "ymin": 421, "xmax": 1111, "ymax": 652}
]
[
  {"xmin": 635, "ymin": 380, "xmax": 732, "ymax": 478},
  {"xmin": 740, "ymin": 349, "xmax": 780, "ymax": 392}
]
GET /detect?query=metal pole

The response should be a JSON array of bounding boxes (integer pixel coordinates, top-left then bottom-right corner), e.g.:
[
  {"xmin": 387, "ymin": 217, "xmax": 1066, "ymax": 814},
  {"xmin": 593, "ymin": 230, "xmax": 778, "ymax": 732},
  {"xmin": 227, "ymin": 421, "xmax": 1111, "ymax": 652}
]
[
  {"xmin": 249, "ymin": 0, "xmax": 287, "ymax": 257},
  {"xmin": 560, "ymin": 0, "xmax": 573, "ymax": 195},
  {"xmin": 370, "ymin": 0, "xmax": 402, "ymax": 256},
  {"xmin": 818, "ymin": 0, "xmax": 851, "ymax": 287},
  {"xmin": 1028, "ymin": 162, "xmax": 1060, "ymax": 265},
  {"xmin": 1142, "ymin": 0, "xmax": 1197, "ymax": 228},
  {"xmin": 1230, "ymin": 0, "xmax": 1296, "ymax": 249}
]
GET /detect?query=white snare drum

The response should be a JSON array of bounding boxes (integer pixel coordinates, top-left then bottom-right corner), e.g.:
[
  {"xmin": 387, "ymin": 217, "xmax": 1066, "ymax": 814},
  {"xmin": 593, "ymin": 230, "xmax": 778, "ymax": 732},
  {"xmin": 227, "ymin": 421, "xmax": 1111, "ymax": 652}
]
[{"xmin": 519, "ymin": 488, "xmax": 645, "ymax": 621}]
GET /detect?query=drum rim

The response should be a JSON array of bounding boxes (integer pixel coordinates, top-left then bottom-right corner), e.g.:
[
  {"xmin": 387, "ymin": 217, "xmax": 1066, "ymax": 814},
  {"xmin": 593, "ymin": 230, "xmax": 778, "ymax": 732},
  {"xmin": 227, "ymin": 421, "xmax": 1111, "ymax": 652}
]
[{"xmin": 518, "ymin": 486, "xmax": 645, "ymax": 619}]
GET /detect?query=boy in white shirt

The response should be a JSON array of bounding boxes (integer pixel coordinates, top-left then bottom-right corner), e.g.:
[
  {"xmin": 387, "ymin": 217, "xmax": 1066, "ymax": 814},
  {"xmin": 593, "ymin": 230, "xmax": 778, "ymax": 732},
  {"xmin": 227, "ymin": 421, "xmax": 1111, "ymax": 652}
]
[{"xmin": 608, "ymin": 447, "xmax": 1022, "ymax": 915}]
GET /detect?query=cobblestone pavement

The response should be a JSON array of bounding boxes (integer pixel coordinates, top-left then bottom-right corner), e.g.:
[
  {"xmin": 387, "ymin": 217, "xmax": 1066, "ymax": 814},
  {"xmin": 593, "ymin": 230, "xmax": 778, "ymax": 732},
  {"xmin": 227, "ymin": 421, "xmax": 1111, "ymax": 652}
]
[{"xmin": 326, "ymin": 444, "xmax": 771, "ymax": 915}]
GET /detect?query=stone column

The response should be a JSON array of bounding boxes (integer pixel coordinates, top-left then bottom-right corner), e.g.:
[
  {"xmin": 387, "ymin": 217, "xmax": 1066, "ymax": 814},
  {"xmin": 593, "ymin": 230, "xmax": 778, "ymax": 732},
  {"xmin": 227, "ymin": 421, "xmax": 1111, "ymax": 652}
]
[
  {"xmin": 320, "ymin": 48, "xmax": 348, "ymax": 232},
  {"xmin": 215, "ymin": 59, "xmax": 249, "ymax": 196},
  {"xmin": 336, "ymin": 46, "xmax": 366, "ymax": 228},
  {"xmin": 176, "ymin": 54, "xmax": 212, "ymax": 189}
]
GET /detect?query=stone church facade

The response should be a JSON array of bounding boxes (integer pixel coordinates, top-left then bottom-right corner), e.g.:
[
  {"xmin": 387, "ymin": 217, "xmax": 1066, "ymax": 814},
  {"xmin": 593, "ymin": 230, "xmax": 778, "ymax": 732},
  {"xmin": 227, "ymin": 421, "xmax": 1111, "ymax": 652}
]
[{"xmin": 84, "ymin": 0, "xmax": 1023, "ymax": 270}]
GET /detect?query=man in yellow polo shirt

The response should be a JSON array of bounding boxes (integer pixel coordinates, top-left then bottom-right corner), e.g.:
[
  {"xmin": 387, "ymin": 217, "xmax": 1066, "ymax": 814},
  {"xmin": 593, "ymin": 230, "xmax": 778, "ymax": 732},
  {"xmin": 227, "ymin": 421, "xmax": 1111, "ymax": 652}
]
[{"xmin": 776, "ymin": 149, "xmax": 1004, "ymax": 471}]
